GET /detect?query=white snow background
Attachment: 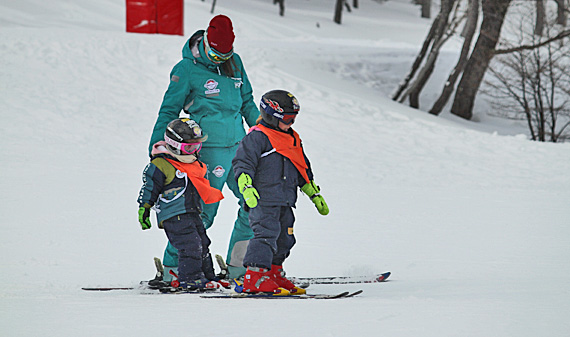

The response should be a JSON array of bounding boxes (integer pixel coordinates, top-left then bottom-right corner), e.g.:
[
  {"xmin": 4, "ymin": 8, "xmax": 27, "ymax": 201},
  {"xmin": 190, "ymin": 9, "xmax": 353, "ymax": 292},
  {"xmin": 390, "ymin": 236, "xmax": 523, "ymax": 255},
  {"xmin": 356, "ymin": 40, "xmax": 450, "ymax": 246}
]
[{"xmin": 1, "ymin": 0, "xmax": 569, "ymax": 336}]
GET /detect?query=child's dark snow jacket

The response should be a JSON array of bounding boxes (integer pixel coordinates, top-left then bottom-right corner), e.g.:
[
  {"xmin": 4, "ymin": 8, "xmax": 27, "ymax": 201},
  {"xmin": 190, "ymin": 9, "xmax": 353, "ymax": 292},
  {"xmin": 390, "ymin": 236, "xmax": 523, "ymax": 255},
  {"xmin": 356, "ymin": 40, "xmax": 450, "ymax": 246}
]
[
  {"xmin": 232, "ymin": 121, "xmax": 314, "ymax": 208},
  {"xmin": 138, "ymin": 145, "xmax": 223, "ymax": 226}
]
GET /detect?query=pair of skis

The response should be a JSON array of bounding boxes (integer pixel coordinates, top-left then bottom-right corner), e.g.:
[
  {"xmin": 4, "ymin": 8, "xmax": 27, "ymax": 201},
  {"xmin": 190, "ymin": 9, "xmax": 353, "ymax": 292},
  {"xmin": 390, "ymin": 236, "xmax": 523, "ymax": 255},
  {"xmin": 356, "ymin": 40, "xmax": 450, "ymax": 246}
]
[
  {"xmin": 207, "ymin": 255, "xmax": 389, "ymax": 299},
  {"xmin": 82, "ymin": 256, "xmax": 391, "ymax": 299},
  {"xmin": 201, "ymin": 289, "xmax": 364, "ymax": 300}
]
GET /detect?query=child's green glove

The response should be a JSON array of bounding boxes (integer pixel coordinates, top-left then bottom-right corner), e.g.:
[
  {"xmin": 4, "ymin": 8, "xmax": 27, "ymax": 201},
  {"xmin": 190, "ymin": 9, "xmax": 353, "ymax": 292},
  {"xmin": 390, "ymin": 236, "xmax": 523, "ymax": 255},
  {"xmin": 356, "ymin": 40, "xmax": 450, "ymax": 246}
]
[
  {"xmin": 138, "ymin": 206, "xmax": 151, "ymax": 230},
  {"xmin": 301, "ymin": 181, "xmax": 329, "ymax": 216},
  {"xmin": 238, "ymin": 173, "xmax": 260, "ymax": 209}
]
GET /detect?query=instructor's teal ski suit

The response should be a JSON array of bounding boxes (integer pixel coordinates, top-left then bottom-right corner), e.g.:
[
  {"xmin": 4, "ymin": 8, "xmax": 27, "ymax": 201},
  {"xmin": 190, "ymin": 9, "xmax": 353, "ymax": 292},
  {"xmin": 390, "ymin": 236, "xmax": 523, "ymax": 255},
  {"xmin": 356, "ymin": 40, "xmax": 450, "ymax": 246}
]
[{"xmin": 148, "ymin": 30, "xmax": 260, "ymax": 279}]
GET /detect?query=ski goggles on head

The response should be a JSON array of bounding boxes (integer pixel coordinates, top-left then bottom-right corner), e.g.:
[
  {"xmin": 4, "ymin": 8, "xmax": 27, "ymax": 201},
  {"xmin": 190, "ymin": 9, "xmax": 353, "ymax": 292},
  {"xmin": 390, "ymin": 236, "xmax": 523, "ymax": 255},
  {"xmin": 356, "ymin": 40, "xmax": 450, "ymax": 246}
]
[
  {"xmin": 203, "ymin": 33, "xmax": 233, "ymax": 64},
  {"xmin": 165, "ymin": 135, "xmax": 203, "ymax": 155},
  {"xmin": 280, "ymin": 113, "xmax": 297, "ymax": 125}
]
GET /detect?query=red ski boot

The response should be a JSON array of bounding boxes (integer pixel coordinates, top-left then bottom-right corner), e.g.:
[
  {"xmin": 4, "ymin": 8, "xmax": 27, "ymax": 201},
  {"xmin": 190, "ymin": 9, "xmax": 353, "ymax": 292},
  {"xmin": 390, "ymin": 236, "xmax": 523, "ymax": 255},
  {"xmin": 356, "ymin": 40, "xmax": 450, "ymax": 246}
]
[
  {"xmin": 269, "ymin": 265, "xmax": 306, "ymax": 295},
  {"xmin": 243, "ymin": 267, "xmax": 290, "ymax": 295}
]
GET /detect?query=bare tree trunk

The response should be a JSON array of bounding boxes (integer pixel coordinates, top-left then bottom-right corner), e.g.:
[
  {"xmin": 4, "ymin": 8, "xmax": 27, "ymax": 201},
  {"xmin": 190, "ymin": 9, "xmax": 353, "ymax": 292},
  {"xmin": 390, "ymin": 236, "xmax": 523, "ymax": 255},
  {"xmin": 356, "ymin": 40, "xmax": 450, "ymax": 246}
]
[
  {"xmin": 450, "ymin": 0, "xmax": 511, "ymax": 120},
  {"xmin": 399, "ymin": 0, "xmax": 456, "ymax": 108},
  {"xmin": 422, "ymin": 0, "xmax": 431, "ymax": 19},
  {"xmin": 533, "ymin": 49, "xmax": 546, "ymax": 141},
  {"xmin": 555, "ymin": 0, "xmax": 566, "ymax": 26},
  {"xmin": 274, "ymin": 0, "xmax": 285, "ymax": 16},
  {"xmin": 409, "ymin": 62, "xmax": 435, "ymax": 108},
  {"xmin": 392, "ymin": 14, "xmax": 441, "ymax": 101},
  {"xmin": 399, "ymin": 32, "xmax": 451, "ymax": 106},
  {"xmin": 546, "ymin": 44, "xmax": 557, "ymax": 141},
  {"xmin": 334, "ymin": 0, "xmax": 343, "ymax": 24},
  {"xmin": 430, "ymin": 0, "xmax": 479, "ymax": 115},
  {"xmin": 535, "ymin": 0, "xmax": 545, "ymax": 36}
]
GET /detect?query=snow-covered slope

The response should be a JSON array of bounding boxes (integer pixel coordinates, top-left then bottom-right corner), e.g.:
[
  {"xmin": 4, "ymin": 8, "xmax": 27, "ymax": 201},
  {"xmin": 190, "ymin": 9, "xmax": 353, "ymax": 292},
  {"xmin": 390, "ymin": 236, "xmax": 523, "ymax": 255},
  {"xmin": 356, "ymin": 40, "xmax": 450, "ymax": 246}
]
[{"xmin": 1, "ymin": 0, "xmax": 569, "ymax": 336}]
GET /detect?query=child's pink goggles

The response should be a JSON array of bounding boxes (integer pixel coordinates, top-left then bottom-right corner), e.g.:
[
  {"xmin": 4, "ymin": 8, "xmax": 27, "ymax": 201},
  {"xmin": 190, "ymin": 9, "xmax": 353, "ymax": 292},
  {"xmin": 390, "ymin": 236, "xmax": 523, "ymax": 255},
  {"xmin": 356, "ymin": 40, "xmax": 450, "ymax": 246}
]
[{"xmin": 165, "ymin": 136, "xmax": 203, "ymax": 155}]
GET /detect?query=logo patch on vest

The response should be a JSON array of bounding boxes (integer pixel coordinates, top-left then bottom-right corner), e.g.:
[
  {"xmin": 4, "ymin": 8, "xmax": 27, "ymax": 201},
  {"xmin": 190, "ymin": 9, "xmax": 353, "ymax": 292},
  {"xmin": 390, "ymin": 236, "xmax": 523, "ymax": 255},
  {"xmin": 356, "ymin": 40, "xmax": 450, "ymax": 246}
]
[
  {"xmin": 204, "ymin": 79, "xmax": 220, "ymax": 97},
  {"xmin": 212, "ymin": 165, "xmax": 225, "ymax": 178},
  {"xmin": 232, "ymin": 77, "xmax": 243, "ymax": 88}
]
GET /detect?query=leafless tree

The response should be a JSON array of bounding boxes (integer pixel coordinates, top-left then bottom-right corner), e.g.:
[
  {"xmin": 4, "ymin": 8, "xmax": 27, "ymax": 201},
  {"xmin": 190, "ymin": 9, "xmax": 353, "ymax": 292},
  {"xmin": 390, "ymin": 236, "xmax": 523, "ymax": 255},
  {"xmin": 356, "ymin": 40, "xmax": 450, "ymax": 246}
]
[
  {"xmin": 450, "ymin": 0, "xmax": 512, "ymax": 120},
  {"xmin": 484, "ymin": 10, "xmax": 570, "ymax": 142},
  {"xmin": 535, "ymin": 0, "xmax": 545, "ymax": 36},
  {"xmin": 554, "ymin": 0, "xmax": 567, "ymax": 26},
  {"xmin": 430, "ymin": 0, "xmax": 479, "ymax": 115},
  {"xmin": 393, "ymin": 0, "xmax": 459, "ymax": 108},
  {"xmin": 422, "ymin": 0, "xmax": 432, "ymax": 19},
  {"xmin": 391, "ymin": 15, "xmax": 439, "ymax": 101},
  {"xmin": 393, "ymin": 0, "xmax": 568, "ymax": 122},
  {"xmin": 334, "ymin": 0, "xmax": 344, "ymax": 24},
  {"xmin": 274, "ymin": 0, "xmax": 285, "ymax": 16}
]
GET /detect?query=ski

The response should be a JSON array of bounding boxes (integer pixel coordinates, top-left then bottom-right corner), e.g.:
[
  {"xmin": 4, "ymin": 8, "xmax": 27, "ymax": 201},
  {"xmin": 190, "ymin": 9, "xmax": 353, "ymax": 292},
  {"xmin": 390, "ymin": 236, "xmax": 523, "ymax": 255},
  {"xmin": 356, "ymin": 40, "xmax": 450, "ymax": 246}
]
[
  {"xmin": 213, "ymin": 254, "xmax": 390, "ymax": 286},
  {"xmin": 83, "ymin": 256, "xmax": 389, "ymax": 292},
  {"xmin": 200, "ymin": 290, "xmax": 362, "ymax": 300},
  {"xmin": 157, "ymin": 287, "xmax": 223, "ymax": 294},
  {"xmin": 82, "ymin": 281, "xmax": 158, "ymax": 292},
  {"xmin": 289, "ymin": 271, "xmax": 391, "ymax": 285},
  {"xmin": 344, "ymin": 289, "xmax": 364, "ymax": 297},
  {"xmin": 82, "ymin": 287, "xmax": 135, "ymax": 291}
]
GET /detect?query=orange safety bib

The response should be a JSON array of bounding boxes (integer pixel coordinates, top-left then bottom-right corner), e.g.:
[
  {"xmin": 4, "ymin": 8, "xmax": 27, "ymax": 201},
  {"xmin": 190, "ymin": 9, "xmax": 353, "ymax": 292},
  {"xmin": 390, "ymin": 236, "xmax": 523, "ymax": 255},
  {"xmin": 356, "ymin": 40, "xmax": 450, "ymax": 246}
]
[
  {"xmin": 252, "ymin": 124, "xmax": 310, "ymax": 184},
  {"xmin": 165, "ymin": 158, "xmax": 224, "ymax": 204}
]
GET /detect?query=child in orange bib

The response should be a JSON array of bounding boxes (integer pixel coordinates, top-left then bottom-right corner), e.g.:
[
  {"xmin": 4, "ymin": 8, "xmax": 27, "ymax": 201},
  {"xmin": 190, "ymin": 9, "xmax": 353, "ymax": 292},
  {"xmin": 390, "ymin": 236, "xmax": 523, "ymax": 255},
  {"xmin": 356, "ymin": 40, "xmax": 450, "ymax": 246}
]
[
  {"xmin": 138, "ymin": 118, "xmax": 223, "ymax": 291},
  {"xmin": 232, "ymin": 90, "xmax": 329, "ymax": 295}
]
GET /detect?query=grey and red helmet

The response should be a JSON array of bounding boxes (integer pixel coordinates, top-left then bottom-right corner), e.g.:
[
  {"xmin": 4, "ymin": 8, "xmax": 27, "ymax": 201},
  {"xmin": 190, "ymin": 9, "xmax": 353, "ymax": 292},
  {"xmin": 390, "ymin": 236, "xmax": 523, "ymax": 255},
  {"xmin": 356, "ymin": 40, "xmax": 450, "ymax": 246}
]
[{"xmin": 259, "ymin": 90, "xmax": 300, "ymax": 128}]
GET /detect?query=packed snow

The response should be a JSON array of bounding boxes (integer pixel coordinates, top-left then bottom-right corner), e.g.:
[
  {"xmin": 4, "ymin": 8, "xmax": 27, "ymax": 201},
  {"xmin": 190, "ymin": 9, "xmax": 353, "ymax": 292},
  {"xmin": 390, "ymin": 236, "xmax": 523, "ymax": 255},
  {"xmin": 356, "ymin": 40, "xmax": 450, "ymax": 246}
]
[{"xmin": 1, "ymin": 0, "xmax": 569, "ymax": 336}]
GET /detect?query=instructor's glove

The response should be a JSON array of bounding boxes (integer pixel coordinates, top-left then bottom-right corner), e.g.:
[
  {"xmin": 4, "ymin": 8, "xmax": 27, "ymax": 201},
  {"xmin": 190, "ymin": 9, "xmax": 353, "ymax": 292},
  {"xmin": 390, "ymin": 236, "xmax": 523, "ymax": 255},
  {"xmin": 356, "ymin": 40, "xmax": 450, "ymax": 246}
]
[
  {"xmin": 138, "ymin": 206, "xmax": 151, "ymax": 230},
  {"xmin": 238, "ymin": 173, "xmax": 260, "ymax": 209},
  {"xmin": 301, "ymin": 181, "xmax": 329, "ymax": 216}
]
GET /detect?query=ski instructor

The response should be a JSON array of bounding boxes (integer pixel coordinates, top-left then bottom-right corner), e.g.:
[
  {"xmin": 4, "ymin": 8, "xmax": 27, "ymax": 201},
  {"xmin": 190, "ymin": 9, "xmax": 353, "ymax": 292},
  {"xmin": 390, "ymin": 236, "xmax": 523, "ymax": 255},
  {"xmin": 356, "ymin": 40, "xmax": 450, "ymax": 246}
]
[{"xmin": 147, "ymin": 14, "xmax": 259, "ymax": 282}]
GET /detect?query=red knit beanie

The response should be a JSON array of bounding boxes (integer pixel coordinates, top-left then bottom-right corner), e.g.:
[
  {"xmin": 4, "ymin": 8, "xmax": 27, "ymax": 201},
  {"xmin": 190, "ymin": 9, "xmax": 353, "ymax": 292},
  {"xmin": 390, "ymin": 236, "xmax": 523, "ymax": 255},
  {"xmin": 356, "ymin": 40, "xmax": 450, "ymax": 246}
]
[{"xmin": 206, "ymin": 15, "xmax": 235, "ymax": 54}]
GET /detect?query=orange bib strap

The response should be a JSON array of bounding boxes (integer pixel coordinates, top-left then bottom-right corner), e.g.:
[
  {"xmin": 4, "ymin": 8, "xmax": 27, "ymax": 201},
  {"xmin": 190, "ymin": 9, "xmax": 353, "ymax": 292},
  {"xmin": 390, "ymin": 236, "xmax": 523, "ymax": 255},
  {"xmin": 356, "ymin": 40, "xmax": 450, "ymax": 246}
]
[
  {"xmin": 165, "ymin": 159, "xmax": 224, "ymax": 204},
  {"xmin": 253, "ymin": 124, "xmax": 310, "ymax": 184}
]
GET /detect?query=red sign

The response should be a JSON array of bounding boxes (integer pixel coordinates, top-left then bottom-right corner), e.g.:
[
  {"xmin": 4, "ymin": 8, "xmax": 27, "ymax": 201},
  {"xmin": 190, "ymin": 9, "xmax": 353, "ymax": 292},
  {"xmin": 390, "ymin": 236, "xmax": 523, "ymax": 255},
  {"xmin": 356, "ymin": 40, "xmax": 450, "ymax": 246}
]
[{"xmin": 126, "ymin": 0, "xmax": 183, "ymax": 36}]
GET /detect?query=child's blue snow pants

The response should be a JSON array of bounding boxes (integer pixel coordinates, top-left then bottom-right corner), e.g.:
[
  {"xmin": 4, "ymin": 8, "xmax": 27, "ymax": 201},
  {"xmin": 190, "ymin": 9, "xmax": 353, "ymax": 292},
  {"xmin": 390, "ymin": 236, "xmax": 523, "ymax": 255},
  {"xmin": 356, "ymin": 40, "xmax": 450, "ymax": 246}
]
[
  {"xmin": 162, "ymin": 145, "xmax": 253, "ymax": 279},
  {"xmin": 243, "ymin": 205, "xmax": 296, "ymax": 269},
  {"xmin": 162, "ymin": 213, "xmax": 214, "ymax": 282}
]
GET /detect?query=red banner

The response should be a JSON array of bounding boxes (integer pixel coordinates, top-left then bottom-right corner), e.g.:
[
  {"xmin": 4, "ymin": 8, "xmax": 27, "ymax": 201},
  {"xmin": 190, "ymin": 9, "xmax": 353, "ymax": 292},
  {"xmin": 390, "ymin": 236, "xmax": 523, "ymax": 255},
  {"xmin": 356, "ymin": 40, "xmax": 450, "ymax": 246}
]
[{"xmin": 126, "ymin": 0, "xmax": 183, "ymax": 36}]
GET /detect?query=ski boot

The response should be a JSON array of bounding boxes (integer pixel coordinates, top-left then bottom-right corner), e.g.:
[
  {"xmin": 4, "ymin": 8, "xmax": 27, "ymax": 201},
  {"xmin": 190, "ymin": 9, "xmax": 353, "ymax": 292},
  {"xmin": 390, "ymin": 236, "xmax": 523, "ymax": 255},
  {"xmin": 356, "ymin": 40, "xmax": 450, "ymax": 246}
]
[
  {"xmin": 159, "ymin": 278, "xmax": 222, "ymax": 293},
  {"xmin": 183, "ymin": 278, "xmax": 222, "ymax": 291},
  {"xmin": 210, "ymin": 277, "xmax": 231, "ymax": 289},
  {"xmin": 269, "ymin": 265, "xmax": 306, "ymax": 295},
  {"xmin": 147, "ymin": 257, "xmax": 170, "ymax": 289},
  {"xmin": 242, "ymin": 267, "xmax": 290, "ymax": 295}
]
